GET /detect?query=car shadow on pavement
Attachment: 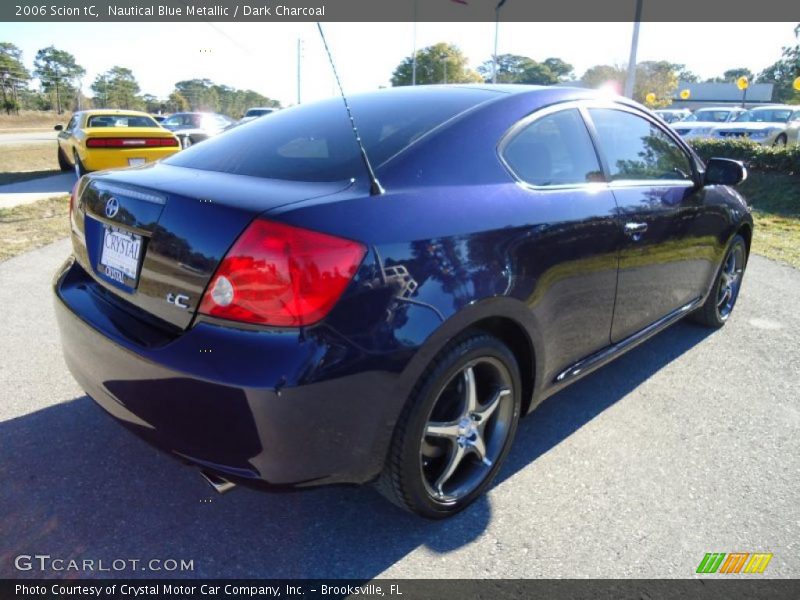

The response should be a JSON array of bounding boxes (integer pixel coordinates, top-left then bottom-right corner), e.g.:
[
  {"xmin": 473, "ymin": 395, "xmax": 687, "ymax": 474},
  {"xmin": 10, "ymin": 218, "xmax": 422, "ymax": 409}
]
[{"xmin": 0, "ymin": 321, "xmax": 712, "ymax": 580}]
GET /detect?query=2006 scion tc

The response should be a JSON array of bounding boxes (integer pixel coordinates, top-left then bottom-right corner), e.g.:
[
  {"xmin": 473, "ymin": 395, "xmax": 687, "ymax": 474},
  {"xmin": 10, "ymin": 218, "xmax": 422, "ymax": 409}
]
[{"xmin": 54, "ymin": 85, "xmax": 752, "ymax": 518}]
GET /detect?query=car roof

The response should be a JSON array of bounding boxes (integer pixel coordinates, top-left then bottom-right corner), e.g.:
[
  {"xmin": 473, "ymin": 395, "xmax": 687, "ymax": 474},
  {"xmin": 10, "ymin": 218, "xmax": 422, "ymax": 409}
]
[
  {"xmin": 750, "ymin": 105, "xmax": 796, "ymax": 111},
  {"xmin": 78, "ymin": 109, "xmax": 154, "ymax": 117}
]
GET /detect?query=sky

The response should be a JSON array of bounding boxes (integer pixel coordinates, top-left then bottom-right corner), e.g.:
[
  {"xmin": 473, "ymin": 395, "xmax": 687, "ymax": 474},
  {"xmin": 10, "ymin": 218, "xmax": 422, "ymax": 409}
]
[{"xmin": 0, "ymin": 21, "xmax": 797, "ymax": 107}]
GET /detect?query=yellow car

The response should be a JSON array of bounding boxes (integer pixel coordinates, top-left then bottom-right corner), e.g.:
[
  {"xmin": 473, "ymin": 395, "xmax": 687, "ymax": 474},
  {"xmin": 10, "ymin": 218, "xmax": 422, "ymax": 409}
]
[{"xmin": 55, "ymin": 109, "xmax": 181, "ymax": 177}]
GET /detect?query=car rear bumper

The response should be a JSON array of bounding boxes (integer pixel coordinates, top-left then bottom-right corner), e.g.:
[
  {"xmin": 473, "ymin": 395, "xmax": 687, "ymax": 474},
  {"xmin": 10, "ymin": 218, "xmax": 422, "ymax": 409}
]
[
  {"xmin": 53, "ymin": 257, "xmax": 405, "ymax": 487},
  {"xmin": 82, "ymin": 147, "xmax": 180, "ymax": 172}
]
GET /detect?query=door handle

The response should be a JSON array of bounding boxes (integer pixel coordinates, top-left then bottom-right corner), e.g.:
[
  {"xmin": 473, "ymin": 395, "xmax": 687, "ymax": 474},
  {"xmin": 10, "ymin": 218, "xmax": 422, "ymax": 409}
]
[{"xmin": 624, "ymin": 222, "xmax": 648, "ymax": 235}]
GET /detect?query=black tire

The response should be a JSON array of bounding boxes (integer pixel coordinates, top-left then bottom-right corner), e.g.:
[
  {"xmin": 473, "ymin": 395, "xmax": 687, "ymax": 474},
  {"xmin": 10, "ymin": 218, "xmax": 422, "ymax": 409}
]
[
  {"xmin": 73, "ymin": 151, "xmax": 87, "ymax": 177},
  {"xmin": 692, "ymin": 234, "xmax": 747, "ymax": 328},
  {"xmin": 57, "ymin": 146, "xmax": 71, "ymax": 171},
  {"xmin": 773, "ymin": 134, "xmax": 787, "ymax": 147},
  {"xmin": 375, "ymin": 333, "xmax": 522, "ymax": 519}
]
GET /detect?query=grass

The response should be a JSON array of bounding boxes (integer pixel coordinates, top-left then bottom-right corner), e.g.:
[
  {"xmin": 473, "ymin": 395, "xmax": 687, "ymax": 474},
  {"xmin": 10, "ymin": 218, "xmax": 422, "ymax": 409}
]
[
  {"xmin": 739, "ymin": 172, "xmax": 800, "ymax": 269},
  {"xmin": 0, "ymin": 196, "xmax": 70, "ymax": 262},
  {"xmin": 0, "ymin": 110, "xmax": 71, "ymax": 131},
  {"xmin": 0, "ymin": 143, "xmax": 60, "ymax": 184}
]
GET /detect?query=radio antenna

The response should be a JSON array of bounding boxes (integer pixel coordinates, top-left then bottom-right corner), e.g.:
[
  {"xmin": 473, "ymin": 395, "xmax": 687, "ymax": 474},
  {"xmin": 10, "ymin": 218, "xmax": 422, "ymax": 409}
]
[{"xmin": 316, "ymin": 23, "xmax": 384, "ymax": 196}]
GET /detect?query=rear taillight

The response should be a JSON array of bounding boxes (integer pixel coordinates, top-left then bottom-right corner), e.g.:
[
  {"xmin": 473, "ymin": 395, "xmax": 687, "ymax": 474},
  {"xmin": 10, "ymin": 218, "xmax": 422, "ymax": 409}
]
[
  {"xmin": 86, "ymin": 137, "xmax": 179, "ymax": 147},
  {"xmin": 199, "ymin": 219, "xmax": 366, "ymax": 327}
]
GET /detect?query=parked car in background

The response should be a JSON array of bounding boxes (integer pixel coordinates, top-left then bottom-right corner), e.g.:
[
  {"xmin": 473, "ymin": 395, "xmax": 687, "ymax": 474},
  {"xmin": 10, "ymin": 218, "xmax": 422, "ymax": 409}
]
[
  {"xmin": 160, "ymin": 112, "xmax": 234, "ymax": 148},
  {"xmin": 713, "ymin": 105, "xmax": 800, "ymax": 146},
  {"xmin": 654, "ymin": 108, "xmax": 691, "ymax": 124},
  {"xmin": 672, "ymin": 106, "xmax": 747, "ymax": 140},
  {"xmin": 151, "ymin": 114, "xmax": 167, "ymax": 124},
  {"xmin": 238, "ymin": 106, "xmax": 278, "ymax": 125},
  {"xmin": 54, "ymin": 85, "xmax": 753, "ymax": 518},
  {"xmin": 55, "ymin": 110, "xmax": 181, "ymax": 177}
]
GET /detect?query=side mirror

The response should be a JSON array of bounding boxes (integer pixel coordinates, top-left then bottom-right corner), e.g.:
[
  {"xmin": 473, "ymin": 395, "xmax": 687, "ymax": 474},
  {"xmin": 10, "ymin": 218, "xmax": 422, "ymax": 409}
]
[
  {"xmin": 54, "ymin": 124, "xmax": 63, "ymax": 131},
  {"xmin": 704, "ymin": 158, "xmax": 747, "ymax": 186}
]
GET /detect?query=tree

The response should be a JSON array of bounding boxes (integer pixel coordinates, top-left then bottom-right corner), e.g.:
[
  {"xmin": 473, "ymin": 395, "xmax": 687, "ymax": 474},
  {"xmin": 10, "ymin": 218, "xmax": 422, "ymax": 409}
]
[
  {"xmin": 0, "ymin": 43, "xmax": 30, "ymax": 114},
  {"xmin": 391, "ymin": 43, "xmax": 482, "ymax": 86},
  {"xmin": 542, "ymin": 57, "xmax": 574, "ymax": 81},
  {"xmin": 633, "ymin": 61, "xmax": 679, "ymax": 107},
  {"xmin": 91, "ymin": 66, "xmax": 142, "ymax": 109},
  {"xmin": 165, "ymin": 91, "xmax": 189, "ymax": 113},
  {"xmin": 705, "ymin": 67, "xmax": 753, "ymax": 83},
  {"xmin": 165, "ymin": 80, "xmax": 280, "ymax": 115},
  {"xmin": 478, "ymin": 54, "xmax": 537, "ymax": 83},
  {"xmin": 477, "ymin": 54, "xmax": 574, "ymax": 85},
  {"xmin": 581, "ymin": 64, "xmax": 627, "ymax": 92},
  {"xmin": 581, "ymin": 62, "xmax": 679, "ymax": 107},
  {"xmin": 33, "ymin": 46, "xmax": 85, "ymax": 113},
  {"xmin": 757, "ymin": 23, "xmax": 799, "ymax": 104}
]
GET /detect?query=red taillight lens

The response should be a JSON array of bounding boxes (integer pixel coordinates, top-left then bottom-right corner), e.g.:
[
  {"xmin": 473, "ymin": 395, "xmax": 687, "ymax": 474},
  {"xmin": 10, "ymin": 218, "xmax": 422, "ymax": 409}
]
[
  {"xmin": 86, "ymin": 137, "xmax": 179, "ymax": 147},
  {"xmin": 199, "ymin": 220, "xmax": 366, "ymax": 327}
]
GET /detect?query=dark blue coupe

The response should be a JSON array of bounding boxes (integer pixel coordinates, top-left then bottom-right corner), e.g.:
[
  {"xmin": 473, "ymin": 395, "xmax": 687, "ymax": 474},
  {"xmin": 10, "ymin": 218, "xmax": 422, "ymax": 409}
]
[{"xmin": 54, "ymin": 85, "xmax": 752, "ymax": 518}]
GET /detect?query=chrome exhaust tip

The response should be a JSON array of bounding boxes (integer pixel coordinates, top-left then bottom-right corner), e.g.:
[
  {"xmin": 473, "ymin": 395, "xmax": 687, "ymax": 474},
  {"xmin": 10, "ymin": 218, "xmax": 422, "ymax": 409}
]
[{"xmin": 200, "ymin": 469, "xmax": 236, "ymax": 494}]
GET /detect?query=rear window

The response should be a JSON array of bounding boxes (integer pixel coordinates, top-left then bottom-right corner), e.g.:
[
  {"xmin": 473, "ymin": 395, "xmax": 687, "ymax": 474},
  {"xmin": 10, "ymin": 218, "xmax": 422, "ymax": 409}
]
[
  {"xmin": 165, "ymin": 88, "xmax": 498, "ymax": 182},
  {"xmin": 87, "ymin": 115, "xmax": 158, "ymax": 128}
]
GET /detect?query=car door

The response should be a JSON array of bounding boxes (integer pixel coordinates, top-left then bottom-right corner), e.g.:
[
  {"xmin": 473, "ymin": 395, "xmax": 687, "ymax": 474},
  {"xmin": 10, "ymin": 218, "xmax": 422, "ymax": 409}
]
[
  {"xmin": 586, "ymin": 106, "xmax": 711, "ymax": 343},
  {"xmin": 58, "ymin": 115, "xmax": 79, "ymax": 160},
  {"xmin": 499, "ymin": 105, "xmax": 620, "ymax": 380}
]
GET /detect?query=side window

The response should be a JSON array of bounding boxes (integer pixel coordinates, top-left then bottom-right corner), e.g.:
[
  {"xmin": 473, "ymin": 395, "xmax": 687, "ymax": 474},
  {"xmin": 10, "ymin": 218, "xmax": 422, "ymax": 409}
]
[
  {"xmin": 588, "ymin": 108, "xmax": 693, "ymax": 182},
  {"xmin": 65, "ymin": 116, "xmax": 78, "ymax": 132},
  {"xmin": 502, "ymin": 108, "xmax": 603, "ymax": 186}
]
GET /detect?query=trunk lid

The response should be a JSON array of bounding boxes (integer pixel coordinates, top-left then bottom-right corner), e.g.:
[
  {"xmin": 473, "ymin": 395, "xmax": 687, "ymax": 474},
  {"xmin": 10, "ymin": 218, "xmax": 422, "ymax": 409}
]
[{"xmin": 71, "ymin": 162, "xmax": 354, "ymax": 330}]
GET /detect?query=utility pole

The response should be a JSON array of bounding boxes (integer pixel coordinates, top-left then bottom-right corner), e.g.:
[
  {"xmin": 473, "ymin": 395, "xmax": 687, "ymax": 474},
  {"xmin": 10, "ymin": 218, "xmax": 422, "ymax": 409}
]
[
  {"xmin": 296, "ymin": 38, "xmax": 302, "ymax": 104},
  {"xmin": 492, "ymin": 0, "xmax": 507, "ymax": 84},
  {"xmin": 623, "ymin": 0, "xmax": 643, "ymax": 98},
  {"xmin": 411, "ymin": 0, "xmax": 417, "ymax": 85}
]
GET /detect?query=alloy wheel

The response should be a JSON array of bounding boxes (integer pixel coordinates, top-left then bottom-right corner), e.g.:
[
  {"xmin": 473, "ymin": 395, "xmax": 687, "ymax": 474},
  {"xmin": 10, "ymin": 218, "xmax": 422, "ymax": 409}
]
[
  {"xmin": 420, "ymin": 357, "xmax": 515, "ymax": 503},
  {"xmin": 717, "ymin": 242, "xmax": 745, "ymax": 320}
]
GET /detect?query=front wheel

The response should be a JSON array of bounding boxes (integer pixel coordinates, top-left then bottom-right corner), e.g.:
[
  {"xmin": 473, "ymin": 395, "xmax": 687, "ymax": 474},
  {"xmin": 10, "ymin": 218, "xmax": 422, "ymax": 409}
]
[
  {"xmin": 773, "ymin": 134, "xmax": 787, "ymax": 147},
  {"xmin": 693, "ymin": 234, "xmax": 747, "ymax": 328},
  {"xmin": 375, "ymin": 333, "xmax": 521, "ymax": 519}
]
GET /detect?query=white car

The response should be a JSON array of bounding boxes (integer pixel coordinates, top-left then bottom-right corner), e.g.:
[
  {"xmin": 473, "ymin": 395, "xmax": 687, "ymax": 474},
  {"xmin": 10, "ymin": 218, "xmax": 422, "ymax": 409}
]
[
  {"xmin": 672, "ymin": 107, "xmax": 747, "ymax": 140},
  {"xmin": 654, "ymin": 108, "xmax": 692, "ymax": 124},
  {"xmin": 713, "ymin": 106, "xmax": 800, "ymax": 146}
]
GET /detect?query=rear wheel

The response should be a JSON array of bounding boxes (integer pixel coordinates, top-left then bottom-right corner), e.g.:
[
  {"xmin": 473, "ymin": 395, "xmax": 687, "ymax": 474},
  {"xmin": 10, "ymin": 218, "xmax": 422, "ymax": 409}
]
[
  {"xmin": 693, "ymin": 234, "xmax": 747, "ymax": 328},
  {"xmin": 773, "ymin": 134, "xmax": 787, "ymax": 147},
  {"xmin": 73, "ymin": 151, "xmax": 87, "ymax": 178},
  {"xmin": 57, "ymin": 146, "xmax": 71, "ymax": 171},
  {"xmin": 375, "ymin": 333, "xmax": 521, "ymax": 519}
]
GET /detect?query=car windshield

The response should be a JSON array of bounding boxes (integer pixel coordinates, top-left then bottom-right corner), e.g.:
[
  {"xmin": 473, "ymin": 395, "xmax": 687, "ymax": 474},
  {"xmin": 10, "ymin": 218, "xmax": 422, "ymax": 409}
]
[
  {"xmin": 734, "ymin": 109, "xmax": 792, "ymax": 123},
  {"xmin": 686, "ymin": 110, "xmax": 732, "ymax": 123},
  {"xmin": 165, "ymin": 88, "xmax": 497, "ymax": 182},
  {"xmin": 245, "ymin": 109, "xmax": 271, "ymax": 117},
  {"xmin": 86, "ymin": 115, "xmax": 158, "ymax": 128}
]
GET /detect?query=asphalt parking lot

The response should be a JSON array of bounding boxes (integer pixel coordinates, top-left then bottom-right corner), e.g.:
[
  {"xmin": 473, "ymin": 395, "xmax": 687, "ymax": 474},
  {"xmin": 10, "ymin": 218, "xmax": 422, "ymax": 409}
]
[{"xmin": 1, "ymin": 239, "xmax": 798, "ymax": 579}]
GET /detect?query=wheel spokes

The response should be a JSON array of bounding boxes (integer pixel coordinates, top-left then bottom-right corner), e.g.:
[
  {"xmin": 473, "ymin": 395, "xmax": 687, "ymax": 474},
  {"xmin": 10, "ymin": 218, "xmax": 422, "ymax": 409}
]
[
  {"xmin": 433, "ymin": 443, "xmax": 467, "ymax": 497},
  {"xmin": 462, "ymin": 366, "xmax": 478, "ymax": 414},
  {"xmin": 472, "ymin": 387, "xmax": 510, "ymax": 429},
  {"xmin": 425, "ymin": 421, "xmax": 460, "ymax": 440}
]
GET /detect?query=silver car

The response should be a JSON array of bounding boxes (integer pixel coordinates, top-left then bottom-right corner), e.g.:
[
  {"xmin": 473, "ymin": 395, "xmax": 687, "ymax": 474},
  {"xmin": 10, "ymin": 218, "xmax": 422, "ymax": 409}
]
[
  {"xmin": 672, "ymin": 107, "xmax": 747, "ymax": 140},
  {"xmin": 713, "ymin": 106, "xmax": 800, "ymax": 146}
]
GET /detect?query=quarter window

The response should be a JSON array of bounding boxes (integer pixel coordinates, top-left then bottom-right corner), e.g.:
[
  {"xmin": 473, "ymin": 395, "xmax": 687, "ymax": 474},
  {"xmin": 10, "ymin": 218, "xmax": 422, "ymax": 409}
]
[
  {"xmin": 588, "ymin": 108, "xmax": 692, "ymax": 182},
  {"xmin": 502, "ymin": 108, "xmax": 603, "ymax": 186}
]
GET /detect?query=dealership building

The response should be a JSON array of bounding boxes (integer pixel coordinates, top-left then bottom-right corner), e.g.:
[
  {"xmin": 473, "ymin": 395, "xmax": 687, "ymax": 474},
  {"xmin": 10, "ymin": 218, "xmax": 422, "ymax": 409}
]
[{"xmin": 669, "ymin": 82, "xmax": 775, "ymax": 109}]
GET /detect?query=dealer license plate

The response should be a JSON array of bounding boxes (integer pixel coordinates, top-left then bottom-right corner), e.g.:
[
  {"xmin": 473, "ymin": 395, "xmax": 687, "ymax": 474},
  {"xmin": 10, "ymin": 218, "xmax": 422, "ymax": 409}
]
[{"xmin": 99, "ymin": 225, "xmax": 143, "ymax": 285}]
